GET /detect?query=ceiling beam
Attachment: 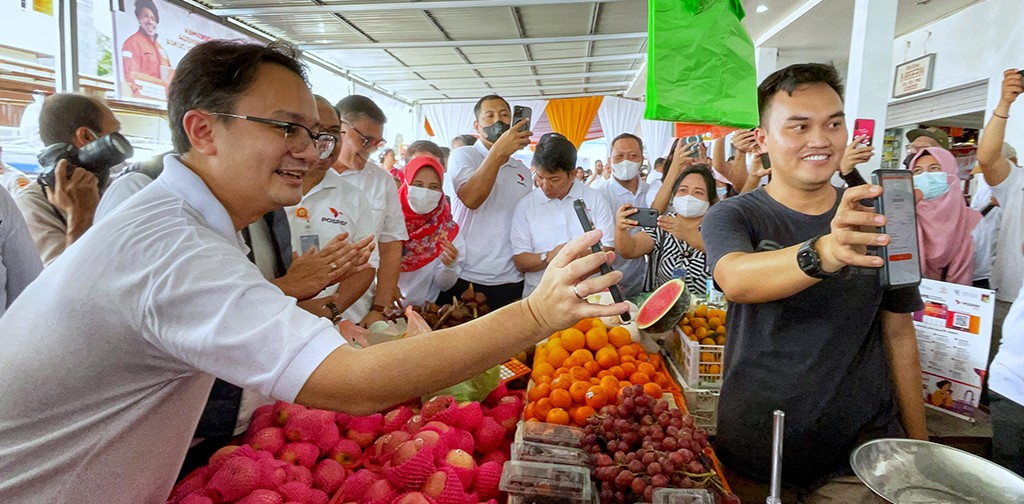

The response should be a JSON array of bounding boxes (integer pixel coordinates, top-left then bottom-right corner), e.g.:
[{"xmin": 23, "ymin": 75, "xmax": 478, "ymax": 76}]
[
  {"xmin": 416, "ymin": 91, "xmax": 624, "ymax": 104},
  {"xmin": 299, "ymin": 32, "xmax": 647, "ymax": 51},
  {"xmin": 399, "ymin": 81, "xmax": 631, "ymax": 94},
  {"xmin": 351, "ymin": 53, "xmax": 645, "ymax": 76},
  {"xmin": 754, "ymin": 0, "xmax": 825, "ymax": 47},
  {"xmin": 377, "ymin": 69, "xmax": 639, "ymax": 87},
  {"xmin": 210, "ymin": 0, "xmax": 630, "ymax": 17}
]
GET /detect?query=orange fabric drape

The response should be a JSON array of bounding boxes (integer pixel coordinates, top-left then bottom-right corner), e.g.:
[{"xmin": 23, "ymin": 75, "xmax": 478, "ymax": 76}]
[
  {"xmin": 424, "ymin": 118, "xmax": 435, "ymax": 137},
  {"xmin": 545, "ymin": 96, "xmax": 604, "ymax": 148}
]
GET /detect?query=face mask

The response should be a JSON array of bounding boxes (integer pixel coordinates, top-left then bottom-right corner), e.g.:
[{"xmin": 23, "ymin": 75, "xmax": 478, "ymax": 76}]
[
  {"xmin": 482, "ymin": 121, "xmax": 510, "ymax": 143},
  {"xmin": 716, "ymin": 187, "xmax": 728, "ymax": 200},
  {"xmin": 914, "ymin": 171, "xmax": 950, "ymax": 200},
  {"xmin": 611, "ymin": 160, "xmax": 640, "ymax": 181},
  {"xmin": 673, "ymin": 195, "xmax": 709, "ymax": 218},
  {"xmin": 407, "ymin": 186, "xmax": 442, "ymax": 214}
]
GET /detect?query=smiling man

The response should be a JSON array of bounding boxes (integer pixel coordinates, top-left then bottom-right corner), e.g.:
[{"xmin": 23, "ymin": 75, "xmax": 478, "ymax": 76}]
[{"xmin": 700, "ymin": 63, "xmax": 927, "ymax": 501}]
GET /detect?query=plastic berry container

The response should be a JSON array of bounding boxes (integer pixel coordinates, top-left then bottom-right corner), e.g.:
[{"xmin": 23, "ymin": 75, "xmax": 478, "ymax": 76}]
[
  {"xmin": 514, "ymin": 421, "xmax": 584, "ymax": 447},
  {"xmin": 651, "ymin": 488, "xmax": 715, "ymax": 504},
  {"xmin": 511, "ymin": 441, "xmax": 592, "ymax": 467},
  {"xmin": 500, "ymin": 461, "xmax": 592, "ymax": 501}
]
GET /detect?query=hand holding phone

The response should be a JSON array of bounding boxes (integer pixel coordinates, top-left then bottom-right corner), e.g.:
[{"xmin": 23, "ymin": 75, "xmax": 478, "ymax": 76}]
[
  {"xmin": 512, "ymin": 105, "xmax": 532, "ymax": 133},
  {"xmin": 630, "ymin": 207, "xmax": 660, "ymax": 228},
  {"xmin": 574, "ymin": 198, "xmax": 630, "ymax": 321},
  {"xmin": 853, "ymin": 119, "xmax": 875, "ymax": 147},
  {"xmin": 871, "ymin": 170, "xmax": 922, "ymax": 288}
]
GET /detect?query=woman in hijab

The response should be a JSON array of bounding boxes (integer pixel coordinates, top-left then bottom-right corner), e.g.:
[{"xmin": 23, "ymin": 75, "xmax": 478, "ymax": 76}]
[
  {"xmin": 397, "ymin": 156, "xmax": 465, "ymax": 306},
  {"xmin": 910, "ymin": 147, "xmax": 982, "ymax": 285}
]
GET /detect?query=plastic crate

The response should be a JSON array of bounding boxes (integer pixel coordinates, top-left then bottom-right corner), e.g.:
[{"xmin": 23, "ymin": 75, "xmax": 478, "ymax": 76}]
[
  {"xmin": 680, "ymin": 381, "xmax": 719, "ymax": 436},
  {"xmin": 671, "ymin": 327, "xmax": 724, "ymax": 389}
]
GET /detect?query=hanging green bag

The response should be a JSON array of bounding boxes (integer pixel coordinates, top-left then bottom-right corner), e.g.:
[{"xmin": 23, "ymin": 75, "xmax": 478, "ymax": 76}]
[{"xmin": 645, "ymin": 0, "xmax": 759, "ymax": 128}]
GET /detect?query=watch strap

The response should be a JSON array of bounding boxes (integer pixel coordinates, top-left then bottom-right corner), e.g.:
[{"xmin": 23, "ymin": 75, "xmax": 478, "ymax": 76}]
[
  {"xmin": 371, "ymin": 304, "xmax": 387, "ymax": 313},
  {"xmin": 798, "ymin": 234, "xmax": 837, "ymax": 279},
  {"xmin": 325, "ymin": 302, "xmax": 342, "ymax": 323}
]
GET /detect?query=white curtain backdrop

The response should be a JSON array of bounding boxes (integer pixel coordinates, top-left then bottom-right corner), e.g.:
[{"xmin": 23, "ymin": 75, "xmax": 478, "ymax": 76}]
[
  {"xmin": 641, "ymin": 119, "xmax": 676, "ymax": 160},
  {"xmin": 598, "ymin": 97, "xmax": 644, "ymax": 150},
  {"xmin": 423, "ymin": 103, "xmax": 477, "ymax": 147}
]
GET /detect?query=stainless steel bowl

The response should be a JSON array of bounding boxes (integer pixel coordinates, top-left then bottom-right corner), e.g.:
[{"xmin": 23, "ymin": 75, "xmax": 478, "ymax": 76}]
[{"xmin": 850, "ymin": 438, "xmax": 1024, "ymax": 503}]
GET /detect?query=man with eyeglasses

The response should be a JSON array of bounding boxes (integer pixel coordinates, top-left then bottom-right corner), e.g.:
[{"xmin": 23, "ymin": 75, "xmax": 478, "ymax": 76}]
[
  {"xmin": 0, "ymin": 40, "xmax": 626, "ymax": 502},
  {"xmin": 332, "ymin": 95, "xmax": 409, "ymax": 327},
  {"xmin": 902, "ymin": 126, "xmax": 950, "ymax": 168}
]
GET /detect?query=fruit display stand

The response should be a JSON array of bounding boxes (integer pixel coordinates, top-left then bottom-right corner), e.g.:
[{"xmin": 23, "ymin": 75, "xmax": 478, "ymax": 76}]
[
  {"xmin": 664, "ymin": 304, "xmax": 726, "ymax": 390},
  {"xmin": 661, "ymin": 352, "xmax": 719, "ymax": 437}
]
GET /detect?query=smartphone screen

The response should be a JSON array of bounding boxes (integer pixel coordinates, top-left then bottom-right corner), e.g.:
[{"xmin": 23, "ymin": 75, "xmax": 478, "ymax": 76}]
[
  {"xmin": 512, "ymin": 106, "xmax": 532, "ymax": 132},
  {"xmin": 854, "ymin": 119, "xmax": 875, "ymax": 146},
  {"xmin": 873, "ymin": 170, "xmax": 921, "ymax": 288}
]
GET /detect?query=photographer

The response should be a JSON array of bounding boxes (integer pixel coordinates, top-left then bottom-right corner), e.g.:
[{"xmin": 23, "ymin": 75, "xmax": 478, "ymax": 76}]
[
  {"xmin": 701, "ymin": 64, "xmax": 926, "ymax": 501},
  {"xmin": 14, "ymin": 94, "xmax": 121, "ymax": 265}
]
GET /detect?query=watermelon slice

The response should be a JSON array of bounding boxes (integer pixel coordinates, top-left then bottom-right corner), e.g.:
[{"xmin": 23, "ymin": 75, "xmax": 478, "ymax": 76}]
[{"xmin": 636, "ymin": 279, "xmax": 690, "ymax": 332}]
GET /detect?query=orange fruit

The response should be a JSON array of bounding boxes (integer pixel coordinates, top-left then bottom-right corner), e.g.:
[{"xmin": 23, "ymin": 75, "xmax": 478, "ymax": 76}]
[
  {"xmin": 572, "ymin": 405, "xmax": 597, "ymax": 426},
  {"xmin": 546, "ymin": 407, "xmax": 570, "ymax": 425},
  {"xmin": 716, "ymin": 335, "xmax": 726, "ymax": 346},
  {"xmin": 550, "ymin": 388, "xmax": 572, "ymax": 409},
  {"xmin": 618, "ymin": 345, "xmax": 637, "ymax": 359},
  {"xmin": 585, "ymin": 386, "xmax": 608, "ymax": 409},
  {"xmin": 643, "ymin": 382, "xmax": 663, "ymax": 398},
  {"xmin": 620, "ymin": 362, "xmax": 637, "ymax": 376},
  {"xmin": 700, "ymin": 352, "xmax": 716, "ymax": 363},
  {"xmin": 554, "ymin": 367, "xmax": 570, "ymax": 380},
  {"xmin": 583, "ymin": 360, "xmax": 602, "ymax": 376},
  {"xmin": 636, "ymin": 352, "xmax": 649, "ymax": 363},
  {"xmin": 589, "ymin": 377, "xmax": 601, "ymax": 385},
  {"xmin": 630, "ymin": 372, "xmax": 650, "ymax": 385},
  {"xmin": 596, "ymin": 347, "xmax": 619, "ymax": 369},
  {"xmin": 681, "ymin": 325, "xmax": 694, "ymax": 336},
  {"xmin": 695, "ymin": 305, "xmax": 708, "ymax": 317},
  {"xmin": 709, "ymin": 364, "xmax": 722, "ymax": 375},
  {"xmin": 535, "ymin": 398, "xmax": 553, "ymax": 420},
  {"xmin": 548, "ymin": 337, "xmax": 563, "ymax": 350},
  {"xmin": 690, "ymin": 318, "xmax": 707, "ymax": 330},
  {"xmin": 608, "ymin": 366, "xmax": 625, "ymax": 380},
  {"xmin": 526, "ymin": 418, "xmax": 540, "ymax": 423},
  {"xmin": 652, "ymin": 372, "xmax": 670, "ymax": 388},
  {"xmin": 573, "ymin": 318, "xmax": 594, "ymax": 334},
  {"xmin": 649, "ymin": 353, "xmax": 664, "ymax": 369},
  {"xmin": 586, "ymin": 326, "xmax": 609, "ymax": 351},
  {"xmin": 591, "ymin": 319, "xmax": 606, "ymax": 330},
  {"xmin": 548, "ymin": 347, "xmax": 570, "ymax": 368},
  {"xmin": 700, "ymin": 337, "xmax": 716, "ymax": 346},
  {"xmin": 551, "ymin": 374, "xmax": 572, "ymax": 391},
  {"xmin": 571, "ymin": 348, "xmax": 594, "ymax": 364},
  {"xmin": 695, "ymin": 327, "xmax": 708, "ymax": 339},
  {"xmin": 528, "ymin": 383, "xmax": 551, "ymax": 402},
  {"xmin": 561, "ymin": 328, "xmax": 586, "ymax": 353},
  {"xmin": 597, "ymin": 370, "xmax": 613, "ymax": 379},
  {"xmin": 608, "ymin": 326, "xmax": 632, "ymax": 348},
  {"xmin": 569, "ymin": 381, "xmax": 590, "ymax": 403},
  {"xmin": 620, "ymin": 355, "xmax": 636, "ymax": 365},
  {"xmin": 531, "ymin": 363, "xmax": 554, "ymax": 380},
  {"xmin": 569, "ymin": 366, "xmax": 591, "ymax": 382},
  {"xmin": 535, "ymin": 375, "xmax": 553, "ymax": 386},
  {"xmin": 600, "ymin": 376, "xmax": 620, "ymax": 397},
  {"xmin": 708, "ymin": 317, "xmax": 722, "ymax": 329},
  {"xmin": 637, "ymin": 362, "xmax": 657, "ymax": 378},
  {"xmin": 524, "ymin": 402, "xmax": 538, "ymax": 421}
]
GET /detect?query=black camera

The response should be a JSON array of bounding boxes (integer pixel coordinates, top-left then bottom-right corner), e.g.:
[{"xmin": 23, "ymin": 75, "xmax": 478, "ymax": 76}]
[{"xmin": 37, "ymin": 132, "xmax": 133, "ymax": 190}]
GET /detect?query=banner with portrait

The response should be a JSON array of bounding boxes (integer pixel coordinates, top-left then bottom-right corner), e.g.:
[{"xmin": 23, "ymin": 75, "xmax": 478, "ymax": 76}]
[{"xmin": 112, "ymin": 0, "xmax": 249, "ymax": 104}]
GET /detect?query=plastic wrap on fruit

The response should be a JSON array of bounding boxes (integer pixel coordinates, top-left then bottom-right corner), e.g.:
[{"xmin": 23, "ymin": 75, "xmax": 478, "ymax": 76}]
[
  {"xmin": 337, "ymin": 320, "xmax": 371, "ymax": 348},
  {"xmin": 404, "ymin": 306, "xmax": 433, "ymax": 338}
]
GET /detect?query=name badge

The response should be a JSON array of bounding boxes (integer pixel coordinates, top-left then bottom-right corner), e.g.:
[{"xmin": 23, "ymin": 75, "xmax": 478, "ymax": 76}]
[{"xmin": 299, "ymin": 234, "xmax": 320, "ymax": 253}]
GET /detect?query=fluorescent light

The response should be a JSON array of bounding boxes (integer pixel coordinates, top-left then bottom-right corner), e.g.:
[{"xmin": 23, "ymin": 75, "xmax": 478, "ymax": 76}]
[{"xmin": 755, "ymin": 4, "xmax": 768, "ymax": 13}]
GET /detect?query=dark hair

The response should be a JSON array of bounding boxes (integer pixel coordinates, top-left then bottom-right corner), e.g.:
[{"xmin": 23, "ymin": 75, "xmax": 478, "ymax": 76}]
[
  {"xmin": 168, "ymin": 40, "xmax": 307, "ymax": 153},
  {"xmin": 660, "ymin": 138, "xmax": 683, "ymax": 182},
  {"xmin": 532, "ymin": 133, "xmax": 577, "ymax": 175},
  {"xmin": 39, "ymin": 94, "xmax": 106, "ymax": 146},
  {"xmin": 654, "ymin": 157, "xmax": 666, "ymax": 170},
  {"xmin": 135, "ymin": 0, "xmax": 159, "ymax": 22},
  {"xmin": 936, "ymin": 380, "xmax": 951, "ymax": 389},
  {"xmin": 474, "ymin": 94, "xmax": 510, "ymax": 119},
  {"xmin": 758, "ymin": 63, "xmax": 844, "ymax": 128},
  {"xmin": 337, "ymin": 95, "xmax": 387, "ymax": 125},
  {"xmin": 454, "ymin": 134, "xmax": 477, "ymax": 147},
  {"xmin": 670, "ymin": 164, "xmax": 718, "ymax": 207},
  {"xmin": 611, "ymin": 133, "xmax": 644, "ymax": 156},
  {"xmin": 313, "ymin": 95, "xmax": 339, "ymax": 118},
  {"xmin": 405, "ymin": 140, "xmax": 445, "ymax": 164}
]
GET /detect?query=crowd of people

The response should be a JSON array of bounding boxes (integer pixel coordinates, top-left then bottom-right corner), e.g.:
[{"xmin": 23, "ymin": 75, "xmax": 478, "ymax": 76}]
[{"xmin": 0, "ymin": 39, "xmax": 1020, "ymax": 503}]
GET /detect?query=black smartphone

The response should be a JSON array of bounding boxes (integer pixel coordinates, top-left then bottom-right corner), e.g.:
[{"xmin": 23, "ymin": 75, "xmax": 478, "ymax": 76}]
[
  {"xmin": 759, "ymin": 152, "xmax": 771, "ymax": 169},
  {"xmin": 684, "ymin": 135, "xmax": 703, "ymax": 158},
  {"xmin": 573, "ymin": 198, "xmax": 630, "ymax": 322},
  {"xmin": 872, "ymin": 170, "xmax": 922, "ymax": 289},
  {"xmin": 631, "ymin": 207, "xmax": 659, "ymax": 228},
  {"xmin": 512, "ymin": 105, "xmax": 532, "ymax": 132}
]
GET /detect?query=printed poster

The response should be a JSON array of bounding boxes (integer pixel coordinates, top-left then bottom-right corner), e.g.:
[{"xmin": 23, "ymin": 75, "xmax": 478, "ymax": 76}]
[
  {"xmin": 914, "ymin": 279, "xmax": 994, "ymax": 422},
  {"xmin": 113, "ymin": 0, "xmax": 249, "ymax": 104}
]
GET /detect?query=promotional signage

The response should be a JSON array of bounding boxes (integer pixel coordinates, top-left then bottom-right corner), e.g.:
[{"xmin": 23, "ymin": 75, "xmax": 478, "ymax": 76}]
[
  {"xmin": 113, "ymin": 0, "xmax": 248, "ymax": 104},
  {"xmin": 914, "ymin": 279, "xmax": 994, "ymax": 422},
  {"xmin": 893, "ymin": 53, "xmax": 936, "ymax": 99}
]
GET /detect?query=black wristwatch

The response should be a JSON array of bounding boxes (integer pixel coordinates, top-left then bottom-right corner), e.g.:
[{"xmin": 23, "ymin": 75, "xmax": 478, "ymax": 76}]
[
  {"xmin": 797, "ymin": 235, "xmax": 838, "ymax": 279},
  {"xmin": 325, "ymin": 302, "xmax": 343, "ymax": 323}
]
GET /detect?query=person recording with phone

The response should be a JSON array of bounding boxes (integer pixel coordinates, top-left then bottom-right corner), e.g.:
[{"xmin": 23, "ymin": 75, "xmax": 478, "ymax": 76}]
[
  {"xmin": 14, "ymin": 94, "xmax": 123, "ymax": 265},
  {"xmin": 616, "ymin": 164, "xmax": 717, "ymax": 297},
  {"xmin": 700, "ymin": 63, "xmax": 926, "ymax": 501},
  {"xmin": 598, "ymin": 133, "xmax": 651, "ymax": 298}
]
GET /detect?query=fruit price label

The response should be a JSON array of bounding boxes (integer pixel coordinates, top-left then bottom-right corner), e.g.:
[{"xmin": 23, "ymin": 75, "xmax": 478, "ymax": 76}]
[{"xmin": 912, "ymin": 280, "xmax": 995, "ymax": 422}]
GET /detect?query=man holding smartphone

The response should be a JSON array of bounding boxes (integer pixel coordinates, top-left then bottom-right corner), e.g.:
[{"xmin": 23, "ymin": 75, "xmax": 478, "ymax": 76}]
[{"xmin": 701, "ymin": 63, "xmax": 927, "ymax": 501}]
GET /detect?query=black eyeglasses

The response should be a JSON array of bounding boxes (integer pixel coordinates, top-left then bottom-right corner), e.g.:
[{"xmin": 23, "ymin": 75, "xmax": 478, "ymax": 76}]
[
  {"xmin": 342, "ymin": 120, "xmax": 387, "ymax": 152},
  {"xmin": 210, "ymin": 112, "xmax": 337, "ymax": 160}
]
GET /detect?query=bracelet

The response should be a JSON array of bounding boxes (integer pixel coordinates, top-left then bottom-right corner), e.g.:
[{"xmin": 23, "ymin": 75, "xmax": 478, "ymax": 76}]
[
  {"xmin": 325, "ymin": 302, "xmax": 342, "ymax": 323},
  {"xmin": 993, "ymin": 112, "xmax": 1009, "ymax": 119},
  {"xmin": 371, "ymin": 304, "xmax": 386, "ymax": 313}
]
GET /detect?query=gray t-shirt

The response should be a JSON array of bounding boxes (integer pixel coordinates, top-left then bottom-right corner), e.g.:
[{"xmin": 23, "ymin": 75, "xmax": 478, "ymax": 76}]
[
  {"xmin": 701, "ymin": 187, "xmax": 923, "ymax": 486},
  {"xmin": 0, "ymin": 186, "xmax": 43, "ymax": 317}
]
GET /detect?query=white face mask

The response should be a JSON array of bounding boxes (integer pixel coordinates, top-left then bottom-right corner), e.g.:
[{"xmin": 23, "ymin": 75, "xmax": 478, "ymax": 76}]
[
  {"xmin": 611, "ymin": 160, "xmax": 640, "ymax": 181},
  {"xmin": 407, "ymin": 186, "xmax": 442, "ymax": 214},
  {"xmin": 673, "ymin": 195, "xmax": 709, "ymax": 218}
]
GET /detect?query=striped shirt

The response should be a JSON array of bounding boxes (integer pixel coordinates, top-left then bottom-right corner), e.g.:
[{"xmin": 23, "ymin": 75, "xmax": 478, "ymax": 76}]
[{"xmin": 641, "ymin": 216, "xmax": 710, "ymax": 297}]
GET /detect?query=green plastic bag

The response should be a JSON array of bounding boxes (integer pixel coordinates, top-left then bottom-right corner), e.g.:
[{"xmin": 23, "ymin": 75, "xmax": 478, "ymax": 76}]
[
  {"xmin": 645, "ymin": 0, "xmax": 758, "ymax": 128},
  {"xmin": 423, "ymin": 366, "xmax": 502, "ymax": 404}
]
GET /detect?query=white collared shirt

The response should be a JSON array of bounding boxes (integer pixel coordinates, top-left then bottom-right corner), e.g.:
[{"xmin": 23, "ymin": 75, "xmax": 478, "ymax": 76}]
[
  {"xmin": 990, "ymin": 282, "xmax": 1024, "ymax": 405},
  {"xmin": 0, "ymin": 155, "xmax": 345, "ymax": 504},
  {"xmin": 510, "ymin": 181, "xmax": 615, "ymax": 296},
  {"xmin": 0, "ymin": 186, "xmax": 42, "ymax": 318},
  {"xmin": 398, "ymin": 231, "xmax": 466, "ymax": 307},
  {"xmin": 598, "ymin": 176, "xmax": 651, "ymax": 297},
  {"xmin": 448, "ymin": 141, "xmax": 533, "ymax": 286},
  {"xmin": 340, "ymin": 161, "xmax": 408, "ymax": 244}
]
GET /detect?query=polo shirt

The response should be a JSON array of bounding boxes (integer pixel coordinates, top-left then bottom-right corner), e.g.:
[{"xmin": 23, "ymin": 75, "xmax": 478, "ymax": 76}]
[
  {"xmin": 96, "ymin": 171, "xmax": 154, "ymax": 221},
  {"xmin": 398, "ymin": 231, "xmax": 466, "ymax": 307},
  {"xmin": 13, "ymin": 182, "xmax": 68, "ymax": 265},
  {"xmin": 510, "ymin": 181, "xmax": 615, "ymax": 296},
  {"xmin": 989, "ymin": 167, "xmax": 1024, "ymax": 302},
  {"xmin": 990, "ymin": 282, "xmax": 1024, "ymax": 406},
  {"xmin": 0, "ymin": 155, "xmax": 344, "ymax": 503},
  {"xmin": 0, "ymin": 186, "xmax": 43, "ymax": 318},
  {"xmin": 598, "ymin": 176, "xmax": 651, "ymax": 297},
  {"xmin": 0, "ymin": 162, "xmax": 31, "ymax": 194},
  {"xmin": 448, "ymin": 141, "xmax": 532, "ymax": 286}
]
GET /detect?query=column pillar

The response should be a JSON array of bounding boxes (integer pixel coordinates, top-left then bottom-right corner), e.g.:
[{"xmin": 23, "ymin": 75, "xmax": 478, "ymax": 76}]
[
  {"xmin": 55, "ymin": 0, "xmax": 79, "ymax": 93},
  {"xmin": 755, "ymin": 47, "xmax": 778, "ymax": 86},
  {"xmin": 844, "ymin": 0, "xmax": 898, "ymax": 178}
]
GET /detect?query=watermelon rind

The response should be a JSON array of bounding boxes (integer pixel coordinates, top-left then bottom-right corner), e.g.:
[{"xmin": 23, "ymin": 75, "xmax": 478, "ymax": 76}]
[{"xmin": 636, "ymin": 279, "xmax": 690, "ymax": 332}]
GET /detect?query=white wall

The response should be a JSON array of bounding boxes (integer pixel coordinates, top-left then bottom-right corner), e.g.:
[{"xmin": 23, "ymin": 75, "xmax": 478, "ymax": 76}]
[
  {"xmin": 888, "ymin": 0, "xmax": 1024, "ymax": 144},
  {"xmin": 0, "ymin": 5, "xmax": 59, "ymax": 59}
]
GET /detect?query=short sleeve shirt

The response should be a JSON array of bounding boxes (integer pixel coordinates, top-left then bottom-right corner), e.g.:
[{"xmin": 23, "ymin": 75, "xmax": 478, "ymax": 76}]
[
  {"xmin": 339, "ymin": 162, "xmax": 409, "ymax": 243},
  {"xmin": 598, "ymin": 177, "xmax": 651, "ymax": 297},
  {"xmin": 641, "ymin": 218, "xmax": 710, "ymax": 297},
  {"xmin": 510, "ymin": 181, "xmax": 615, "ymax": 296},
  {"xmin": 448, "ymin": 142, "xmax": 533, "ymax": 285},
  {"xmin": 700, "ymin": 187, "xmax": 923, "ymax": 486},
  {"xmin": 0, "ymin": 186, "xmax": 43, "ymax": 317},
  {"xmin": 0, "ymin": 155, "xmax": 345, "ymax": 503},
  {"xmin": 988, "ymin": 167, "xmax": 1024, "ymax": 301},
  {"xmin": 13, "ymin": 182, "xmax": 67, "ymax": 266}
]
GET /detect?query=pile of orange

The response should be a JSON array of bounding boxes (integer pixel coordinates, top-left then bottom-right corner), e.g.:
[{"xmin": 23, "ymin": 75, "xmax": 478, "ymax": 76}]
[
  {"xmin": 679, "ymin": 304, "xmax": 726, "ymax": 376},
  {"xmin": 525, "ymin": 318, "xmax": 672, "ymax": 426}
]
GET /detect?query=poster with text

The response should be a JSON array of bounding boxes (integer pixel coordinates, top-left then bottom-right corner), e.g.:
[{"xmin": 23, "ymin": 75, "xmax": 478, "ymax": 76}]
[
  {"xmin": 113, "ymin": 0, "xmax": 248, "ymax": 104},
  {"xmin": 914, "ymin": 279, "xmax": 994, "ymax": 422}
]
